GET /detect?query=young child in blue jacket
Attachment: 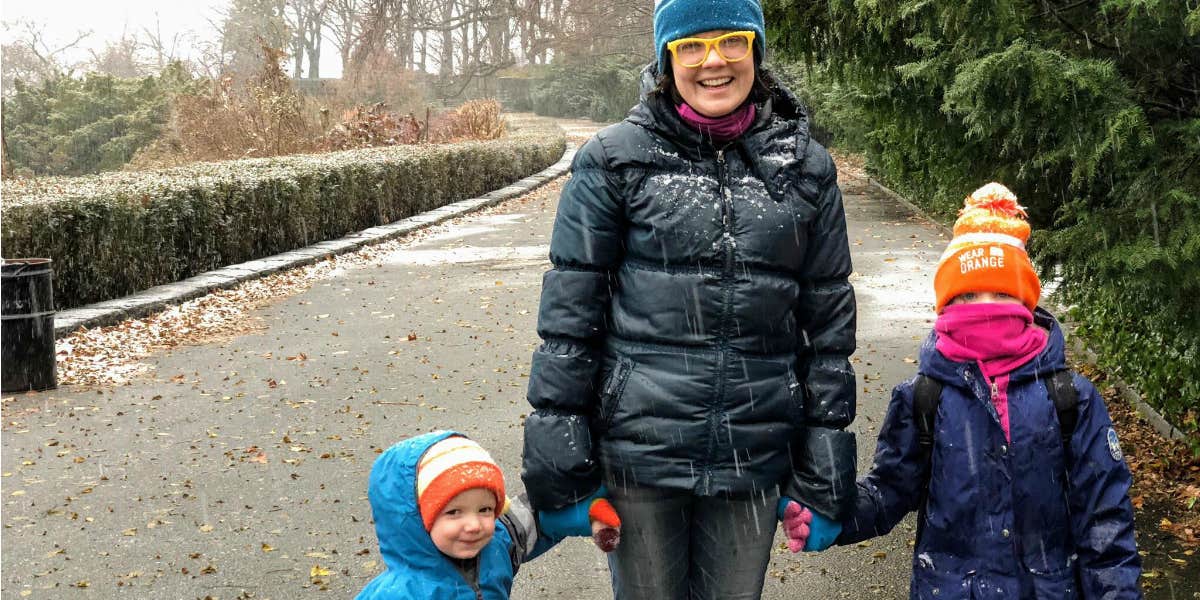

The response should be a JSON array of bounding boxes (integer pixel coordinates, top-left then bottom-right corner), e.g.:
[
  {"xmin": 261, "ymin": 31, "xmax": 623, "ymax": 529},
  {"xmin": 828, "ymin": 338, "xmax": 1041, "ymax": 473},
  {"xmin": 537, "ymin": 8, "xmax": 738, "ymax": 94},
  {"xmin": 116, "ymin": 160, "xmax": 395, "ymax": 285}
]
[
  {"xmin": 356, "ymin": 430, "xmax": 621, "ymax": 599},
  {"xmin": 830, "ymin": 184, "xmax": 1142, "ymax": 599}
]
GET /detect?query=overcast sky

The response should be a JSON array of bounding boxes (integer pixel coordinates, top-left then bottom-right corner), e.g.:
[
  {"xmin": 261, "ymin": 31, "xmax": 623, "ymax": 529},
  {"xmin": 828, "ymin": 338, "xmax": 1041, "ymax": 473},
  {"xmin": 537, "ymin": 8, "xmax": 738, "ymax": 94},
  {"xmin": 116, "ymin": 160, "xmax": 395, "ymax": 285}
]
[{"xmin": 1, "ymin": 0, "xmax": 345, "ymax": 77}]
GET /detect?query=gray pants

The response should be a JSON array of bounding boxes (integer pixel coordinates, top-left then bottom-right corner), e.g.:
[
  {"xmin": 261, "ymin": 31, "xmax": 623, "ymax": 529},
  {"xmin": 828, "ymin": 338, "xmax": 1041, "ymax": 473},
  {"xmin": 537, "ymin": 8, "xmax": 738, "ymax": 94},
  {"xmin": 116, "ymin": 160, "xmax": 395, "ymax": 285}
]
[{"xmin": 606, "ymin": 484, "xmax": 780, "ymax": 600}]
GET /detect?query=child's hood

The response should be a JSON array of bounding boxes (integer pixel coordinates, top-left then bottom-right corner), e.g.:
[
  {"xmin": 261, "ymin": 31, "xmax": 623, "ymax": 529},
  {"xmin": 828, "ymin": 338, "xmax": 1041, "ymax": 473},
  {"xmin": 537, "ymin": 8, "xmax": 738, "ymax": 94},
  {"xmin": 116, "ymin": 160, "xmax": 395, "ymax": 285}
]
[
  {"xmin": 918, "ymin": 306, "xmax": 1068, "ymax": 386},
  {"xmin": 367, "ymin": 430, "xmax": 461, "ymax": 572}
]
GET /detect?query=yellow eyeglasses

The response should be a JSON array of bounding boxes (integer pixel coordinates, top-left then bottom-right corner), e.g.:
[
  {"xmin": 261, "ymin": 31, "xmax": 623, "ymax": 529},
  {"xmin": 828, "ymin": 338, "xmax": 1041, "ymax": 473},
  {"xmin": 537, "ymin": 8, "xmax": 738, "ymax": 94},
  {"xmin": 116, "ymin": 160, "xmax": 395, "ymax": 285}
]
[{"xmin": 666, "ymin": 31, "xmax": 756, "ymax": 68}]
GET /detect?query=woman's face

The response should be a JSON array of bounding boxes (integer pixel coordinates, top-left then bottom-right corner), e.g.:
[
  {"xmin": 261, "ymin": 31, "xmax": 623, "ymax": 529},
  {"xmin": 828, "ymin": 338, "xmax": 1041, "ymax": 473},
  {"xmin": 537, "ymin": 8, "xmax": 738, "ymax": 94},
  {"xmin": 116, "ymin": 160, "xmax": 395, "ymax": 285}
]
[{"xmin": 670, "ymin": 30, "xmax": 755, "ymax": 118}]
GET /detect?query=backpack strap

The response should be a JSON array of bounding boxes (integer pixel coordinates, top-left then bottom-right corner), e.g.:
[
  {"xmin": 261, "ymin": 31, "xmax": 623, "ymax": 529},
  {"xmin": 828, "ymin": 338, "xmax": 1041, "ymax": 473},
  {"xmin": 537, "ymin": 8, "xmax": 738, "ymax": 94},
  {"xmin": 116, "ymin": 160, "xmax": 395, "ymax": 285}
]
[
  {"xmin": 1047, "ymin": 369, "xmax": 1080, "ymax": 459},
  {"xmin": 911, "ymin": 374, "xmax": 943, "ymax": 514},
  {"xmin": 912, "ymin": 374, "xmax": 942, "ymax": 458}
]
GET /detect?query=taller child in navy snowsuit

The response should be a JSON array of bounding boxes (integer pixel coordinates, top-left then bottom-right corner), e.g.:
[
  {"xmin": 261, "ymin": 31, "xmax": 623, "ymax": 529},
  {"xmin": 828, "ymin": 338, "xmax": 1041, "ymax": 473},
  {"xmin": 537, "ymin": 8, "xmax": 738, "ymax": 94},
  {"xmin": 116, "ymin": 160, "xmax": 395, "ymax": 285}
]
[{"xmin": 833, "ymin": 183, "xmax": 1142, "ymax": 599}]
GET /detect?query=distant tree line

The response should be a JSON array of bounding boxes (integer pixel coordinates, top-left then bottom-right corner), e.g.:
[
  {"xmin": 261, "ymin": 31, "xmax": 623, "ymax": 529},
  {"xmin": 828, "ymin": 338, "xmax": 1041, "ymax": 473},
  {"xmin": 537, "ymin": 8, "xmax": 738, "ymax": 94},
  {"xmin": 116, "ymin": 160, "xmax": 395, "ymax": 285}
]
[{"xmin": 216, "ymin": 0, "xmax": 653, "ymax": 96}]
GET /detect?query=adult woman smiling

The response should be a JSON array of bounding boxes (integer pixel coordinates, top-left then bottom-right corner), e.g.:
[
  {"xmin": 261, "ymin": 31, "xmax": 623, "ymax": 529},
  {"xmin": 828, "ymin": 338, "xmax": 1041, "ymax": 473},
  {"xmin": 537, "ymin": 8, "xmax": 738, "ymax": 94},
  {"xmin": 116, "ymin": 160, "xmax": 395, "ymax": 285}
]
[{"xmin": 521, "ymin": 0, "xmax": 858, "ymax": 597}]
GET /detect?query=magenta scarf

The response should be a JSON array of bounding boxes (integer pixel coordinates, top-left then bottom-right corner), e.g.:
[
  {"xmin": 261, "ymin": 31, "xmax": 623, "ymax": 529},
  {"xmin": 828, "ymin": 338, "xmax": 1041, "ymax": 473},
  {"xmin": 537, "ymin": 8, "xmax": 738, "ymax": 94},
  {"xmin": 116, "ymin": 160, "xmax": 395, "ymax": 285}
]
[
  {"xmin": 676, "ymin": 102, "xmax": 756, "ymax": 142},
  {"xmin": 935, "ymin": 303, "xmax": 1048, "ymax": 441}
]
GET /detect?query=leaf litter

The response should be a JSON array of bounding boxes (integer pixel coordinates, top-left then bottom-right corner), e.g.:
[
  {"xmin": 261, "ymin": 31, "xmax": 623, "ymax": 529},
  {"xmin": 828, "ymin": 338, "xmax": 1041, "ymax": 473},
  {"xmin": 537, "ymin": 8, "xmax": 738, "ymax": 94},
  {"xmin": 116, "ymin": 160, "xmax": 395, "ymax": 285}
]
[{"xmin": 51, "ymin": 177, "xmax": 565, "ymax": 388}]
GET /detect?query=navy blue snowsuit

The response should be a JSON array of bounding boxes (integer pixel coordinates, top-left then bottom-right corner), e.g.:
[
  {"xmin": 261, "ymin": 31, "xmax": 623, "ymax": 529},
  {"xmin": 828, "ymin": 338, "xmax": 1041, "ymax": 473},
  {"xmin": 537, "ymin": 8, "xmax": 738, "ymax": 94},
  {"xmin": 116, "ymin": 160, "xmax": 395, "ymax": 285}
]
[
  {"xmin": 521, "ymin": 69, "xmax": 858, "ymax": 520},
  {"xmin": 838, "ymin": 309, "xmax": 1142, "ymax": 599}
]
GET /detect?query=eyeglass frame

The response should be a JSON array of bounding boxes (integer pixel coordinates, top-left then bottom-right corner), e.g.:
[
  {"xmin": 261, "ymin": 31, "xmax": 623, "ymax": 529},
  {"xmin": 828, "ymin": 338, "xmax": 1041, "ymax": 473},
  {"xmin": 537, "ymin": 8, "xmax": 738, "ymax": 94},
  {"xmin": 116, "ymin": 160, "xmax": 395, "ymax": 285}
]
[{"xmin": 665, "ymin": 31, "xmax": 757, "ymax": 68}]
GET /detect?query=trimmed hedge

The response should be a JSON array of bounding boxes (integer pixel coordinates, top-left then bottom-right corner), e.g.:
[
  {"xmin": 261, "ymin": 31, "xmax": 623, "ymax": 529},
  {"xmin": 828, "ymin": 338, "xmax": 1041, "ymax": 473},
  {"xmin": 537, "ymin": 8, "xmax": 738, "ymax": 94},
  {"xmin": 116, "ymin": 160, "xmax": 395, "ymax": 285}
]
[{"xmin": 1, "ymin": 119, "xmax": 565, "ymax": 309}]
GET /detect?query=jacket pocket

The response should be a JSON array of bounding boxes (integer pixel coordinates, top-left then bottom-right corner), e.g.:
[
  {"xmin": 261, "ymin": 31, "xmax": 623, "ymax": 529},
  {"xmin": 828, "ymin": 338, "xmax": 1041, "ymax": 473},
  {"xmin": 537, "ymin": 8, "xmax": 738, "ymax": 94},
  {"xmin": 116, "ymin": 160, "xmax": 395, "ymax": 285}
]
[
  {"xmin": 598, "ymin": 358, "xmax": 634, "ymax": 431},
  {"xmin": 1027, "ymin": 564, "xmax": 1079, "ymax": 599},
  {"xmin": 911, "ymin": 566, "xmax": 967, "ymax": 600}
]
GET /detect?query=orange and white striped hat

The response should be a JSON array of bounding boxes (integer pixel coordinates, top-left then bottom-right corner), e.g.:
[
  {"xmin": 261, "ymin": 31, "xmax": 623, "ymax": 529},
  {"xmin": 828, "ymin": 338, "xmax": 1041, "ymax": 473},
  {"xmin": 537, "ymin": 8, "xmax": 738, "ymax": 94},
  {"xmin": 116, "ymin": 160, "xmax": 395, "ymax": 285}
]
[
  {"xmin": 934, "ymin": 182, "xmax": 1042, "ymax": 313},
  {"xmin": 417, "ymin": 435, "xmax": 508, "ymax": 530}
]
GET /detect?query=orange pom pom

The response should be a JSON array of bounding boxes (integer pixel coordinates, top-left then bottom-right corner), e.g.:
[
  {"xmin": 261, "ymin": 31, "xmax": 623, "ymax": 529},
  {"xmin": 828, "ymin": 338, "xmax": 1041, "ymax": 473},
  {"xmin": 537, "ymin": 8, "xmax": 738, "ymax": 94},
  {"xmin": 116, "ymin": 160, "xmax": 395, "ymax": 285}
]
[
  {"xmin": 951, "ymin": 182, "xmax": 1031, "ymax": 241},
  {"xmin": 962, "ymin": 182, "xmax": 1027, "ymax": 218}
]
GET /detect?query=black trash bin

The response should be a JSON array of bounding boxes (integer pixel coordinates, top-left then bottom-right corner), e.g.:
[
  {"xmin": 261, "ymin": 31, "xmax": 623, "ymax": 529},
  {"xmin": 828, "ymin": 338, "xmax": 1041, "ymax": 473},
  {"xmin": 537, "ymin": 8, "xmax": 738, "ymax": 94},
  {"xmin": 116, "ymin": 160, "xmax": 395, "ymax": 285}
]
[{"xmin": 2, "ymin": 258, "xmax": 57, "ymax": 392}]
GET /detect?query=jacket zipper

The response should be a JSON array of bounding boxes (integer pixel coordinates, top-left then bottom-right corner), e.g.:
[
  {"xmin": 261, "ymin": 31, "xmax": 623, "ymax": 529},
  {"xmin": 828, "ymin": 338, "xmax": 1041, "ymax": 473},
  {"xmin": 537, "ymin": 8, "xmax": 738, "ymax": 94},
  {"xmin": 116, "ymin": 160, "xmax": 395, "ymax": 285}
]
[
  {"xmin": 706, "ymin": 147, "xmax": 736, "ymax": 492},
  {"xmin": 717, "ymin": 149, "xmax": 734, "ymax": 272}
]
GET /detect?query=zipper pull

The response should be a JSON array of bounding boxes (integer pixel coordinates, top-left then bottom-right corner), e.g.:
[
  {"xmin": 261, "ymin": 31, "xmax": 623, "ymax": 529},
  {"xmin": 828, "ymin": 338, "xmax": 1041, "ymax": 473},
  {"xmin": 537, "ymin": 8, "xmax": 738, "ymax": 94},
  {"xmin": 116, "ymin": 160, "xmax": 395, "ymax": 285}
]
[
  {"xmin": 990, "ymin": 380, "xmax": 999, "ymax": 400},
  {"xmin": 716, "ymin": 149, "xmax": 725, "ymax": 164}
]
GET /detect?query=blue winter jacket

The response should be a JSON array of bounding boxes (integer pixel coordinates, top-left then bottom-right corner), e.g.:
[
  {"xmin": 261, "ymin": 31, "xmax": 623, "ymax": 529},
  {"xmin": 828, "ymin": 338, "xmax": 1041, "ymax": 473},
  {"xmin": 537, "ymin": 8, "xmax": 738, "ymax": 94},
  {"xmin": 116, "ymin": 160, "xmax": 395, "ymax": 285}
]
[
  {"xmin": 838, "ymin": 309, "xmax": 1142, "ymax": 599},
  {"xmin": 357, "ymin": 431, "xmax": 543, "ymax": 600}
]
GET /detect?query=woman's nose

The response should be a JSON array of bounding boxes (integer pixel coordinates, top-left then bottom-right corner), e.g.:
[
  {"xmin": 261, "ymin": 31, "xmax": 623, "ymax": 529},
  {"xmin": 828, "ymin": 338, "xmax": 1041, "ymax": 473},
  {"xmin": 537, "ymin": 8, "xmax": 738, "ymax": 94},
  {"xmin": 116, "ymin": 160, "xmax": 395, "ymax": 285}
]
[{"xmin": 701, "ymin": 46, "xmax": 727, "ymax": 68}]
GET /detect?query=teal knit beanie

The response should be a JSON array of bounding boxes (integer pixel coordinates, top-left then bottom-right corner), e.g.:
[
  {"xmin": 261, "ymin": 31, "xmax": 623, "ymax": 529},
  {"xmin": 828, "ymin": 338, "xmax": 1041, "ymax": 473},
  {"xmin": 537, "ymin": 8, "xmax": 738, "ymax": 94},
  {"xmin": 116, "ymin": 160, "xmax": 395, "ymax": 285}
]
[{"xmin": 653, "ymin": 0, "xmax": 766, "ymax": 74}]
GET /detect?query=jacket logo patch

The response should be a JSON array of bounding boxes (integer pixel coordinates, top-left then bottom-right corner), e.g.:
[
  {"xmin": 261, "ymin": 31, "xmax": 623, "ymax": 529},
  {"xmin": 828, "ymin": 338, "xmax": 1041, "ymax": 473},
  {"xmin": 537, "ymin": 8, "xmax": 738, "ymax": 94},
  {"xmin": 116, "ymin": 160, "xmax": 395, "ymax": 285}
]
[{"xmin": 1106, "ymin": 427, "xmax": 1123, "ymax": 461}]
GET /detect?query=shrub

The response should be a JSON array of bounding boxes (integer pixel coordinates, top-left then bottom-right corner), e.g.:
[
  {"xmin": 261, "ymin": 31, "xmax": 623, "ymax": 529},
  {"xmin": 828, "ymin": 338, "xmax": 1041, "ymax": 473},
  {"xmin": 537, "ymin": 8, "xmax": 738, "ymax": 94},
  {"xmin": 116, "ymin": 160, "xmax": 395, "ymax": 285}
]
[
  {"xmin": 1, "ymin": 62, "xmax": 196, "ymax": 177},
  {"xmin": 1, "ymin": 118, "xmax": 565, "ymax": 309},
  {"xmin": 451, "ymin": 99, "xmax": 506, "ymax": 140},
  {"xmin": 129, "ymin": 44, "xmax": 322, "ymax": 167},
  {"xmin": 530, "ymin": 57, "xmax": 644, "ymax": 122},
  {"xmin": 320, "ymin": 103, "xmax": 422, "ymax": 150}
]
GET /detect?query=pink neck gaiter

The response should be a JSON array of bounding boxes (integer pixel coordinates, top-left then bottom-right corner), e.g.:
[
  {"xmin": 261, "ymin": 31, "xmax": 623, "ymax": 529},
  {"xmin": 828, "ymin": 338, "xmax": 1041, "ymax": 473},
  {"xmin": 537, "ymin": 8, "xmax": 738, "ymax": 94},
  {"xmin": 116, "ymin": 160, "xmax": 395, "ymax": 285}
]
[
  {"xmin": 935, "ymin": 303, "xmax": 1048, "ymax": 441},
  {"xmin": 676, "ymin": 102, "xmax": 756, "ymax": 143}
]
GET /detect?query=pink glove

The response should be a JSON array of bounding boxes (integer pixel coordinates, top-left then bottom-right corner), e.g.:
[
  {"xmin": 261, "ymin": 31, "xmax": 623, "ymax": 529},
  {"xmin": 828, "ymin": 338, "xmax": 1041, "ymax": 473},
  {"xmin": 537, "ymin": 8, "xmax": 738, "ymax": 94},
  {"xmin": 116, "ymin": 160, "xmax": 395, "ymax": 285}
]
[{"xmin": 779, "ymin": 500, "xmax": 814, "ymax": 553}]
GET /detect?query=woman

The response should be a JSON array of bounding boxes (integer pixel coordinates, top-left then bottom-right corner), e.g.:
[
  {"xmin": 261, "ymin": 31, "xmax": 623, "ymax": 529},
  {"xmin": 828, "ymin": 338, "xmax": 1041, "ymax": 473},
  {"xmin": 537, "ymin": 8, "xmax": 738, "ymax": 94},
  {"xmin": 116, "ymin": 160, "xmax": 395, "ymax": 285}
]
[{"xmin": 521, "ymin": 0, "xmax": 858, "ymax": 597}]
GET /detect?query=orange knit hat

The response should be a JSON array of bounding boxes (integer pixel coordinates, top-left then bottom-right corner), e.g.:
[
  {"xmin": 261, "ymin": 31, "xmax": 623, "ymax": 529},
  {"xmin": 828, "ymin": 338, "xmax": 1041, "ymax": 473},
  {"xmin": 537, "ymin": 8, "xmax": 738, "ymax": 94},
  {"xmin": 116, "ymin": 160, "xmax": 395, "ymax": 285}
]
[
  {"xmin": 934, "ymin": 183, "xmax": 1041, "ymax": 313},
  {"xmin": 417, "ymin": 435, "xmax": 508, "ymax": 531}
]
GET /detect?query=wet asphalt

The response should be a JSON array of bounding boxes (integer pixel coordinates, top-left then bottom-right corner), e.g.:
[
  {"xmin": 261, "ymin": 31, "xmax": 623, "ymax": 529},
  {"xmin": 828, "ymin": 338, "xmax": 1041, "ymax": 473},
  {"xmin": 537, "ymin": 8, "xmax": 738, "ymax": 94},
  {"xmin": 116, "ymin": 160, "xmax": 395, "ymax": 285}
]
[{"xmin": 4, "ymin": 121, "xmax": 1177, "ymax": 599}]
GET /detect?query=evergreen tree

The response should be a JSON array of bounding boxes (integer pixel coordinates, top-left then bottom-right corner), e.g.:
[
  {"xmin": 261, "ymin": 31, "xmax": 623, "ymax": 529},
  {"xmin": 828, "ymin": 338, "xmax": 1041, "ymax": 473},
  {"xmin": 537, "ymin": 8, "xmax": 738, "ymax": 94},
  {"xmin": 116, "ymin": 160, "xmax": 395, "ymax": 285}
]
[
  {"xmin": 764, "ymin": 0, "xmax": 1199, "ymax": 435},
  {"xmin": 1, "ymin": 62, "xmax": 196, "ymax": 176}
]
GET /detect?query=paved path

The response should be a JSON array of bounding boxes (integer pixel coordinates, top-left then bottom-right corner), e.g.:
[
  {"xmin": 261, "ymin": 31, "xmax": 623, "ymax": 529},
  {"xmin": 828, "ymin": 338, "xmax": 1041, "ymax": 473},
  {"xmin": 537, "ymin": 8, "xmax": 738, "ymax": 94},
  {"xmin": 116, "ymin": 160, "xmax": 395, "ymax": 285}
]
[{"xmin": 0, "ymin": 122, "xmax": 995, "ymax": 598}]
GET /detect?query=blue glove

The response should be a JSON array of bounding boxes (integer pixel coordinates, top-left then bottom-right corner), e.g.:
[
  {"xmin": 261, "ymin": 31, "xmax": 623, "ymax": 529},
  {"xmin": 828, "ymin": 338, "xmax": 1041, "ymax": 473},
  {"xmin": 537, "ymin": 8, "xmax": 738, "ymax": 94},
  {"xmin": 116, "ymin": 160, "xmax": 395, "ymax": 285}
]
[
  {"xmin": 536, "ymin": 486, "xmax": 618, "ymax": 539},
  {"xmin": 777, "ymin": 496, "xmax": 841, "ymax": 552}
]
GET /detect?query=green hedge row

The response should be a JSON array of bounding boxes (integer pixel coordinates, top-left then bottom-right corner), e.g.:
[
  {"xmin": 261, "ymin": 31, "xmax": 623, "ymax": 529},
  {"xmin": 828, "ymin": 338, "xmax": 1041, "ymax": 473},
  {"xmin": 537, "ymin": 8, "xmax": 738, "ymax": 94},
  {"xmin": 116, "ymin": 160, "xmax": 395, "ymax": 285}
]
[{"xmin": 1, "ymin": 120, "xmax": 565, "ymax": 309}]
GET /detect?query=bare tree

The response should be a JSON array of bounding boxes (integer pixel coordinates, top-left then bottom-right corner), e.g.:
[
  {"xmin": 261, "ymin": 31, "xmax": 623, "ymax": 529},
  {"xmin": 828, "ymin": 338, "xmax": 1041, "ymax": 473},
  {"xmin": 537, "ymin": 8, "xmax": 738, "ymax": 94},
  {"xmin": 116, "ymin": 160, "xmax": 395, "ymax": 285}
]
[
  {"xmin": 88, "ymin": 31, "xmax": 148, "ymax": 78},
  {"xmin": 329, "ymin": 0, "xmax": 651, "ymax": 101},
  {"xmin": 141, "ymin": 15, "xmax": 183, "ymax": 72},
  {"xmin": 286, "ymin": 0, "xmax": 330, "ymax": 78},
  {"xmin": 220, "ymin": 0, "xmax": 290, "ymax": 78},
  {"xmin": 1, "ymin": 19, "xmax": 91, "ymax": 92}
]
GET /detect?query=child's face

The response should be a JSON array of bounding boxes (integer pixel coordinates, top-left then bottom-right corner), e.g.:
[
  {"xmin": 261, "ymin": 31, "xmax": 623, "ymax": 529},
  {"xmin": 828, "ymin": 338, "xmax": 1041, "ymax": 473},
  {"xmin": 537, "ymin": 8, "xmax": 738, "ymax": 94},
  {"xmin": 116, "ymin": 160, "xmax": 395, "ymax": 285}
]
[
  {"xmin": 949, "ymin": 291, "xmax": 1023, "ymax": 306},
  {"xmin": 429, "ymin": 488, "xmax": 497, "ymax": 559}
]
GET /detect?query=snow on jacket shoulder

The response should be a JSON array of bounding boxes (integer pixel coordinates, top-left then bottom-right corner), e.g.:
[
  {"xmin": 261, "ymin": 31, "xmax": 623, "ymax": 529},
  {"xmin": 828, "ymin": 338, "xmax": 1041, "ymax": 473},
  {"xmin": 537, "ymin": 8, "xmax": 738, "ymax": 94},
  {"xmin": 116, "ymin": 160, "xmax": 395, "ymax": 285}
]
[
  {"xmin": 522, "ymin": 66, "xmax": 857, "ymax": 519},
  {"xmin": 838, "ymin": 309, "xmax": 1142, "ymax": 599},
  {"xmin": 357, "ymin": 431, "xmax": 540, "ymax": 600}
]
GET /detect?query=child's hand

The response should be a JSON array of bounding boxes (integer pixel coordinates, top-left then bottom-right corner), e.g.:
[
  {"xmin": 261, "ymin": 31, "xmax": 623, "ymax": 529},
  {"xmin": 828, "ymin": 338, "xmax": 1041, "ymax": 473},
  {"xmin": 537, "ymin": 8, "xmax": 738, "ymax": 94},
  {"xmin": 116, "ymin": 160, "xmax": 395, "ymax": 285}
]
[
  {"xmin": 777, "ymin": 496, "xmax": 841, "ymax": 552},
  {"xmin": 538, "ymin": 487, "xmax": 622, "ymax": 552},
  {"xmin": 587, "ymin": 497, "xmax": 621, "ymax": 553}
]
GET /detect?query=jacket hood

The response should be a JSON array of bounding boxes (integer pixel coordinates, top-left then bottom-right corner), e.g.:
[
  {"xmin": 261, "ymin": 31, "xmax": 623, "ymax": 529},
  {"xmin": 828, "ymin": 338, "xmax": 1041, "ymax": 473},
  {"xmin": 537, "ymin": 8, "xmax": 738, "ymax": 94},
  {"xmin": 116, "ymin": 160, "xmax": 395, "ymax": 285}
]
[
  {"xmin": 368, "ymin": 430, "xmax": 462, "ymax": 572},
  {"xmin": 630, "ymin": 62, "xmax": 814, "ymax": 204},
  {"xmin": 918, "ymin": 306, "xmax": 1068, "ymax": 387}
]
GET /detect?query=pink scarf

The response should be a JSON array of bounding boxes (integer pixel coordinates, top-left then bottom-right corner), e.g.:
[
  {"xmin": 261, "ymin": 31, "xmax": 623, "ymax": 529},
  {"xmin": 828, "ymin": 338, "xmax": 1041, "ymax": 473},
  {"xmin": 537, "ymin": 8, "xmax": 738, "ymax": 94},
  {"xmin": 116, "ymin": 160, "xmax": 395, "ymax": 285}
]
[
  {"xmin": 935, "ymin": 303, "xmax": 1048, "ymax": 441},
  {"xmin": 676, "ymin": 102, "xmax": 756, "ymax": 143}
]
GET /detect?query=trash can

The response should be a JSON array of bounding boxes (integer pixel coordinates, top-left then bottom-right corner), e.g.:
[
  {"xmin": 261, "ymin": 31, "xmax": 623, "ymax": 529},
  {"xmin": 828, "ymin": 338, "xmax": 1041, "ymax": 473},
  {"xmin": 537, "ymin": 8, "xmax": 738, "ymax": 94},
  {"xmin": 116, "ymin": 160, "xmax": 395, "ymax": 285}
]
[{"xmin": 2, "ymin": 258, "xmax": 57, "ymax": 392}]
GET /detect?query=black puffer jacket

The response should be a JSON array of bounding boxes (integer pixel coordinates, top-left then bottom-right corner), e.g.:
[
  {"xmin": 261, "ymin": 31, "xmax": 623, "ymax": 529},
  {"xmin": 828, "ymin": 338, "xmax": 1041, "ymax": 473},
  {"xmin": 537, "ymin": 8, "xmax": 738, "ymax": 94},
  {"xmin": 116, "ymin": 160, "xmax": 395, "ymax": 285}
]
[{"xmin": 522, "ymin": 69, "xmax": 858, "ymax": 520}]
